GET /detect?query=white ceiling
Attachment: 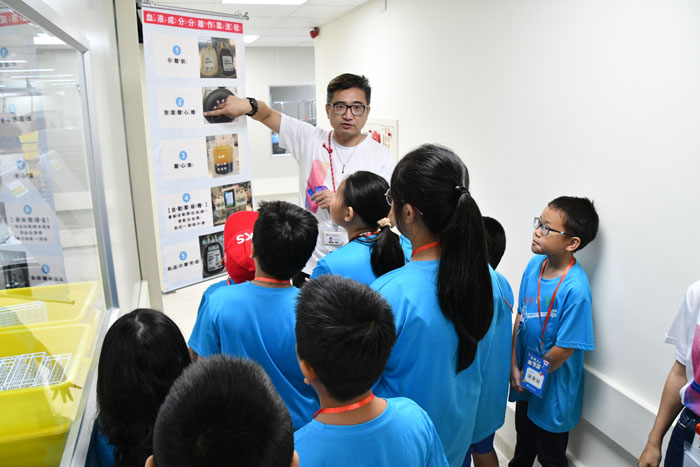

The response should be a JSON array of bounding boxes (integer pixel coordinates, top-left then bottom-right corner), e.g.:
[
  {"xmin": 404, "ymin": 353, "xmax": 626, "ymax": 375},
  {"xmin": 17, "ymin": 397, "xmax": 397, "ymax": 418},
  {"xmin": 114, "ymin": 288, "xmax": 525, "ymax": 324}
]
[{"xmin": 151, "ymin": 0, "xmax": 369, "ymax": 47}]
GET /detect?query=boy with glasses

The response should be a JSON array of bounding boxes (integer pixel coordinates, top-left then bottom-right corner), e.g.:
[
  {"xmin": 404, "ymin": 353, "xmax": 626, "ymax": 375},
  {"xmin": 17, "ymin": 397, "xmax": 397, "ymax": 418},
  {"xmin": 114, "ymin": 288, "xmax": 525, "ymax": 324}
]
[
  {"xmin": 205, "ymin": 74, "xmax": 395, "ymax": 286},
  {"xmin": 509, "ymin": 196, "xmax": 599, "ymax": 467}
]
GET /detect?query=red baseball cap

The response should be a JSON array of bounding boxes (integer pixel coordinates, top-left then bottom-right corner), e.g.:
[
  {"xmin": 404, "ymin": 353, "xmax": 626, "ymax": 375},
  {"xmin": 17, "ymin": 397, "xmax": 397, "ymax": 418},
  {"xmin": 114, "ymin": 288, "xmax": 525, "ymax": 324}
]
[{"xmin": 223, "ymin": 210, "xmax": 258, "ymax": 284}]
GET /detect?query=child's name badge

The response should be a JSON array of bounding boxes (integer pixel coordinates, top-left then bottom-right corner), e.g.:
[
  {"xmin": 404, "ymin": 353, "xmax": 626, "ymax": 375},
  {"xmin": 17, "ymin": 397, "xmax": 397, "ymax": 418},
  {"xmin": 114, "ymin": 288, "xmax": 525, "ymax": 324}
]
[
  {"xmin": 521, "ymin": 349, "xmax": 550, "ymax": 398},
  {"xmin": 323, "ymin": 230, "xmax": 343, "ymax": 246}
]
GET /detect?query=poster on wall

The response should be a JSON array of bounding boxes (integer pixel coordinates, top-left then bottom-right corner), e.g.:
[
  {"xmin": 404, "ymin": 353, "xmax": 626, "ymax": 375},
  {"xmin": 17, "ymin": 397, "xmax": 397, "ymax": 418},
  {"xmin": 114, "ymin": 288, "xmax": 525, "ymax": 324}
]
[
  {"xmin": 142, "ymin": 7, "xmax": 252, "ymax": 292},
  {"xmin": 365, "ymin": 118, "xmax": 398, "ymax": 161}
]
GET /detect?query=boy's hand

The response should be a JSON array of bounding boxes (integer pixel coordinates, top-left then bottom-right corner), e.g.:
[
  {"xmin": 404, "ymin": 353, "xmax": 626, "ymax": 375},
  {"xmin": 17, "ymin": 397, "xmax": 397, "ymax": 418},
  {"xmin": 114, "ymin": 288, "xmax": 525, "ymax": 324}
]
[
  {"xmin": 638, "ymin": 441, "xmax": 661, "ymax": 467},
  {"xmin": 510, "ymin": 364, "xmax": 524, "ymax": 393}
]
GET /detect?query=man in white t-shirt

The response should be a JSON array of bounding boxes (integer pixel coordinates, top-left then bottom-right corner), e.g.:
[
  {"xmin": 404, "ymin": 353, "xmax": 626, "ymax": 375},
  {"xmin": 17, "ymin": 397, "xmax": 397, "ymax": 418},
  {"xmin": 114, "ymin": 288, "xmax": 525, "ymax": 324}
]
[
  {"xmin": 205, "ymin": 74, "xmax": 395, "ymax": 285},
  {"xmin": 639, "ymin": 280, "xmax": 700, "ymax": 467}
]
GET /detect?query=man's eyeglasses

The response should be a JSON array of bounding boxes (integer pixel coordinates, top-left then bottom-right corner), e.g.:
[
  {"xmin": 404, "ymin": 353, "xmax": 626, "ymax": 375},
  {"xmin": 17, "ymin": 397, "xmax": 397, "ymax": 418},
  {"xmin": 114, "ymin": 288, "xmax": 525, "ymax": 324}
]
[
  {"xmin": 533, "ymin": 217, "xmax": 572, "ymax": 237},
  {"xmin": 332, "ymin": 102, "xmax": 367, "ymax": 116}
]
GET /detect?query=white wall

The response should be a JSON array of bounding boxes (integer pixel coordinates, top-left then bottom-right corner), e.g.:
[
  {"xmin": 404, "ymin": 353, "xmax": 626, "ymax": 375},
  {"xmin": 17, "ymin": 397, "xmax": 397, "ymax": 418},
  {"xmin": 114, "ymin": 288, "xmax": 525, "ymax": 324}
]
[
  {"xmin": 315, "ymin": 0, "xmax": 700, "ymax": 464},
  {"xmin": 47, "ymin": 0, "xmax": 141, "ymax": 312},
  {"xmin": 246, "ymin": 46, "xmax": 315, "ymax": 206}
]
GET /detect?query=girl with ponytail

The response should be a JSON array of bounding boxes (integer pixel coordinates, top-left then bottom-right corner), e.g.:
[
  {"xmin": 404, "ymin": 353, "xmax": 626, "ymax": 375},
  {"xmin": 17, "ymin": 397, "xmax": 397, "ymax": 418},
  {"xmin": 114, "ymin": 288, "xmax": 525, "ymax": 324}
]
[
  {"xmin": 372, "ymin": 144, "xmax": 505, "ymax": 467},
  {"xmin": 310, "ymin": 171, "xmax": 409, "ymax": 284}
]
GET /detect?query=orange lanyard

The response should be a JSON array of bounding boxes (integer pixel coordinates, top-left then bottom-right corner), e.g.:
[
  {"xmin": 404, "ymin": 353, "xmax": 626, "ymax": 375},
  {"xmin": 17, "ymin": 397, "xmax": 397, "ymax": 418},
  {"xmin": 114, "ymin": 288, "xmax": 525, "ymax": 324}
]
[
  {"xmin": 411, "ymin": 241, "xmax": 440, "ymax": 259},
  {"xmin": 314, "ymin": 393, "xmax": 375, "ymax": 418},
  {"xmin": 322, "ymin": 131, "xmax": 337, "ymax": 193},
  {"xmin": 537, "ymin": 258, "xmax": 575, "ymax": 350},
  {"xmin": 253, "ymin": 276, "xmax": 290, "ymax": 285}
]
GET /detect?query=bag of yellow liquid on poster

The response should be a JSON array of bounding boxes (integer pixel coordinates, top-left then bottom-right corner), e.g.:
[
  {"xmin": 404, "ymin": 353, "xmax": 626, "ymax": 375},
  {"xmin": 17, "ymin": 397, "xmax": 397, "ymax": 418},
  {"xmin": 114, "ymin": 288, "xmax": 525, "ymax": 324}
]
[
  {"xmin": 213, "ymin": 145, "xmax": 233, "ymax": 175},
  {"xmin": 217, "ymin": 40, "xmax": 236, "ymax": 78},
  {"xmin": 200, "ymin": 42, "xmax": 218, "ymax": 77}
]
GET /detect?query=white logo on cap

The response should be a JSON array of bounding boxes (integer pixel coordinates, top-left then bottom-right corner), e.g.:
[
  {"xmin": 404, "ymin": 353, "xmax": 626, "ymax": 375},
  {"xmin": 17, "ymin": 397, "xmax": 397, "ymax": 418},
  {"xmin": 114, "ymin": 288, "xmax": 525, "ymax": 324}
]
[{"xmin": 236, "ymin": 232, "xmax": 253, "ymax": 244}]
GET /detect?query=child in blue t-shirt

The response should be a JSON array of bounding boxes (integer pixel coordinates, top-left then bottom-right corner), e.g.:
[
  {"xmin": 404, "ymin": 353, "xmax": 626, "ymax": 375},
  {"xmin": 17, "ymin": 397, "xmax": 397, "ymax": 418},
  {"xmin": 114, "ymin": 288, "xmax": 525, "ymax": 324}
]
[
  {"xmin": 147, "ymin": 355, "xmax": 299, "ymax": 467},
  {"xmin": 188, "ymin": 200, "xmax": 319, "ymax": 430},
  {"xmin": 509, "ymin": 196, "xmax": 599, "ymax": 467},
  {"xmin": 190, "ymin": 210, "xmax": 258, "ymax": 361},
  {"xmin": 371, "ymin": 144, "xmax": 500, "ymax": 467},
  {"xmin": 463, "ymin": 216, "xmax": 514, "ymax": 467},
  {"xmin": 92, "ymin": 309, "xmax": 190, "ymax": 467},
  {"xmin": 310, "ymin": 170, "xmax": 409, "ymax": 284},
  {"xmin": 294, "ymin": 275, "xmax": 448, "ymax": 467}
]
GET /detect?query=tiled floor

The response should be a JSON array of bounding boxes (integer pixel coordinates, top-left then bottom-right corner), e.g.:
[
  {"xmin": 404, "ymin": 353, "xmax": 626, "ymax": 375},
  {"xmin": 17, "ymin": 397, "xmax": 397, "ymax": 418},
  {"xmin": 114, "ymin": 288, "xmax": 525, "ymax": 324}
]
[
  {"xmin": 161, "ymin": 280, "xmax": 533, "ymax": 467},
  {"xmin": 161, "ymin": 276, "xmax": 221, "ymax": 342}
]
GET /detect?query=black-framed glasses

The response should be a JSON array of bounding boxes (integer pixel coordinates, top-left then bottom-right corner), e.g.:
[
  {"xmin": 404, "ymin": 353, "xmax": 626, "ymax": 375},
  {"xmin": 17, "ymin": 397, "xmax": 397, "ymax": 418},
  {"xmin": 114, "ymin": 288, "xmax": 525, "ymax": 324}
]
[
  {"xmin": 385, "ymin": 188, "xmax": 393, "ymax": 206},
  {"xmin": 533, "ymin": 217, "xmax": 572, "ymax": 237},
  {"xmin": 332, "ymin": 102, "xmax": 367, "ymax": 116}
]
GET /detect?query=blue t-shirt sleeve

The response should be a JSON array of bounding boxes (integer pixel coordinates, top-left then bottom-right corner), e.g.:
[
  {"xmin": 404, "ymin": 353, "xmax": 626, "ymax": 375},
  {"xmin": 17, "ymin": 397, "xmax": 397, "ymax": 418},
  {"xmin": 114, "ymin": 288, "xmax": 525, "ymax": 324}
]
[
  {"xmin": 188, "ymin": 299, "xmax": 222, "ymax": 357},
  {"xmin": 556, "ymin": 297, "xmax": 594, "ymax": 350},
  {"xmin": 426, "ymin": 417, "xmax": 450, "ymax": 466},
  {"xmin": 517, "ymin": 268, "xmax": 529, "ymax": 315},
  {"xmin": 503, "ymin": 277, "xmax": 515, "ymax": 311},
  {"xmin": 310, "ymin": 257, "xmax": 331, "ymax": 279}
]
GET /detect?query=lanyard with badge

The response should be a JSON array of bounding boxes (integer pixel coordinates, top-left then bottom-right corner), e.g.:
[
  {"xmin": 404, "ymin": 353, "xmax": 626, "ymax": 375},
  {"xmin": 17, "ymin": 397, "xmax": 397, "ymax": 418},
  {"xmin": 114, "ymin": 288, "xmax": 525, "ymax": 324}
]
[
  {"xmin": 520, "ymin": 258, "xmax": 576, "ymax": 397},
  {"xmin": 318, "ymin": 131, "xmax": 344, "ymax": 246}
]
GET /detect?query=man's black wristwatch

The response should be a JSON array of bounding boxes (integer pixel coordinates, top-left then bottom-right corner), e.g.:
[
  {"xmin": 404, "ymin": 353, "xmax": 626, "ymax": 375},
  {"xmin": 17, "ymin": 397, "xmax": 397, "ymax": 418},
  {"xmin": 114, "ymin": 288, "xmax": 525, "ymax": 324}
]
[{"xmin": 246, "ymin": 97, "xmax": 259, "ymax": 117}]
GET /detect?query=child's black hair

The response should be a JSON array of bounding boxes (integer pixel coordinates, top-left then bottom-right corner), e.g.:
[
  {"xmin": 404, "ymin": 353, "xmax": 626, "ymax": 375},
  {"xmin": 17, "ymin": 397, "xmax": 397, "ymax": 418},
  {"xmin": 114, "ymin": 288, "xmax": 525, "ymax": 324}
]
[
  {"xmin": 152, "ymin": 355, "xmax": 294, "ymax": 467},
  {"xmin": 96, "ymin": 308, "xmax": 190, "ymax": 467},
  {"xmin": 342, "ymin": 171, "xmax": 405, "ymax": 277},
  {"xmin": 296, "ymin": 275, "xmax": 396, "ymax": 402},
  {"xmin": 253, "ymin": 201, "xmax": 318, "ymax": 280},
  {"xmin": 548, "ymin": 196, "xmax": 599, "ymax": 251},
  {"xmin": 391, "ymin": 144, "xmax": 493, "ymax": 372},
  {"xmin": 483, "ymin": 216, "xmax": 506, "ymax": 269},
  {"xmin": 326, "ymin": 73, "xmax": 371, "ymax": 104}
]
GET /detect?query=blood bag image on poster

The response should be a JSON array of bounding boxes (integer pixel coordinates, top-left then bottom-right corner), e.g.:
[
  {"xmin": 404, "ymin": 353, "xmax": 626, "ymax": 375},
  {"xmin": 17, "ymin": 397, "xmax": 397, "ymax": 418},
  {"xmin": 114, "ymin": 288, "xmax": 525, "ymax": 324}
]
[
  {"xmin": 143, "ymin": 6, "xmax": 251, "ymax": 292},
  {"xmin": 198, "ymin": 36, "xmax": 237, "ymax": 79}
]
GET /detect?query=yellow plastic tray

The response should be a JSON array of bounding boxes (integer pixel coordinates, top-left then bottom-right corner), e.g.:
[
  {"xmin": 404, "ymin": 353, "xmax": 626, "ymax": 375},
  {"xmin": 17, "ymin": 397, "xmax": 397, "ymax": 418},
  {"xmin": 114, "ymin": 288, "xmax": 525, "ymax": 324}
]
[
  {"xmin": 0, "ymin": 281, "xmax": 99, "ymax": 331},
  {"xmin": 0, "ymin": 422, "xmax": 71, "ymax": 467},
  {"xmin": 0, "ymin": 323, "xmax": 96, "ymax": 440}
]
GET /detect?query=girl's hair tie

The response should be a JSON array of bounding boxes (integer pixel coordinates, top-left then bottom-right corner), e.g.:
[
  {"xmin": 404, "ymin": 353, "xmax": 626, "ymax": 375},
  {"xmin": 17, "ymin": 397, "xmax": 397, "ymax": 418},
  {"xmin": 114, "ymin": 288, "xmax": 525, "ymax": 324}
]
[{"xmin": 376, "ymin": 217, "xmax": 392, "ymax": 228}]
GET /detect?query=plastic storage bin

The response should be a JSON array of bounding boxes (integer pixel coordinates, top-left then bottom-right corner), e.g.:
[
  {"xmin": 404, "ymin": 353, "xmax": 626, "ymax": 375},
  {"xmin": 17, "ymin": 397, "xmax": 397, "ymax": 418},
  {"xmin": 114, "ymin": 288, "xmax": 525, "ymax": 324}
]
[
  {"xmin": 0, "ymin": 281, "xmax": 99, "ymax": 331},
  {"xmin": 0, "ymin": 322, "xmax": 98, "ymax": 466}
]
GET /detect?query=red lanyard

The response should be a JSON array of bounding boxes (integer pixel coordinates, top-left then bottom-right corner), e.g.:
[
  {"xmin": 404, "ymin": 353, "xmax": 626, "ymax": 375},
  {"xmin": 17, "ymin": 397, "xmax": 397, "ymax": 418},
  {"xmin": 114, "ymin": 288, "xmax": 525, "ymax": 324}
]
[
  {"xmin": 322, "ymin": 131, "xmax": 337, "ymax": 193},
  {"xmin": 227, "ymin": 277, "xmax": 232, "ymax": 285},
  {"xmin": 411, "ymin": 241, "xmax": 440, "ymax": 259},
  {"xmin": 537, "ymin": 258, "xmax": 576, "ymax": 349},
  {"xmin": 314, "ymin": 393, "xmax": 375, "ymax": 418},
  {"xmin": 357, "ymin": 229, "xmax": 380, "ymax": 238},
  {"xmin": 253, "ymin": 276, "xmax": 290, "ymax": 285},
  {"xmin": 503, "ymin": 297, "xmax": 513, "ymax": 310}
]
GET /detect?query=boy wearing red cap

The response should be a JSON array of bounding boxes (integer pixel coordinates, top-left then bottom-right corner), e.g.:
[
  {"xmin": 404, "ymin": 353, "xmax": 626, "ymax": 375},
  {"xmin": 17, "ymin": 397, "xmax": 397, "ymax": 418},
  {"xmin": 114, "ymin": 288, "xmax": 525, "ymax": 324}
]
[
  {"xmin": 188, "ymin": 201, "xmax": 319, "ymax": 430},
  {"xmin": 189, "ymin": 211, "xmax": 258, "ymax": 363}
]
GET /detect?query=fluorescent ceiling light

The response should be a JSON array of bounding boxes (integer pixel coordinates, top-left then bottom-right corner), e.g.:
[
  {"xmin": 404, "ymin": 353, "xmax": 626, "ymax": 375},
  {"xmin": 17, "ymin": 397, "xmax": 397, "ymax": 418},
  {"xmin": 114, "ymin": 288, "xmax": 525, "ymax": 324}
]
[
  {"xmin": 0, "ymin": 68, "xmax": 54, "ymax": 73},
  {"xmin": 0, "ymin": 60, "xmax": 27, "ymax": 64},
  {"xmin": 244, "ymin": 35, "xmax": 260, "ymax": 44},
  {"xmin": 36, "ymin": 79, "xmax": 76, "ymax": 83},
  {"xmin": 10, "ymin": 74, "xmax": 73, "ymax": 79},
  {"xmin": 222, "ymin": 0, "xmax": 308, "ymax": 4}
]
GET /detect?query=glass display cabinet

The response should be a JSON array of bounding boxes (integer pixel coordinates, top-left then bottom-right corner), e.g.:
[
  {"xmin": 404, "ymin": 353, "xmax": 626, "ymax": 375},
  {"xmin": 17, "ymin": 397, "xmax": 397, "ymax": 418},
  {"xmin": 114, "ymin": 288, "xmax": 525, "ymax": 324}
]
[{"xmin": 0, "ymin": 2, "xmax": 115, "ymax": 465}]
